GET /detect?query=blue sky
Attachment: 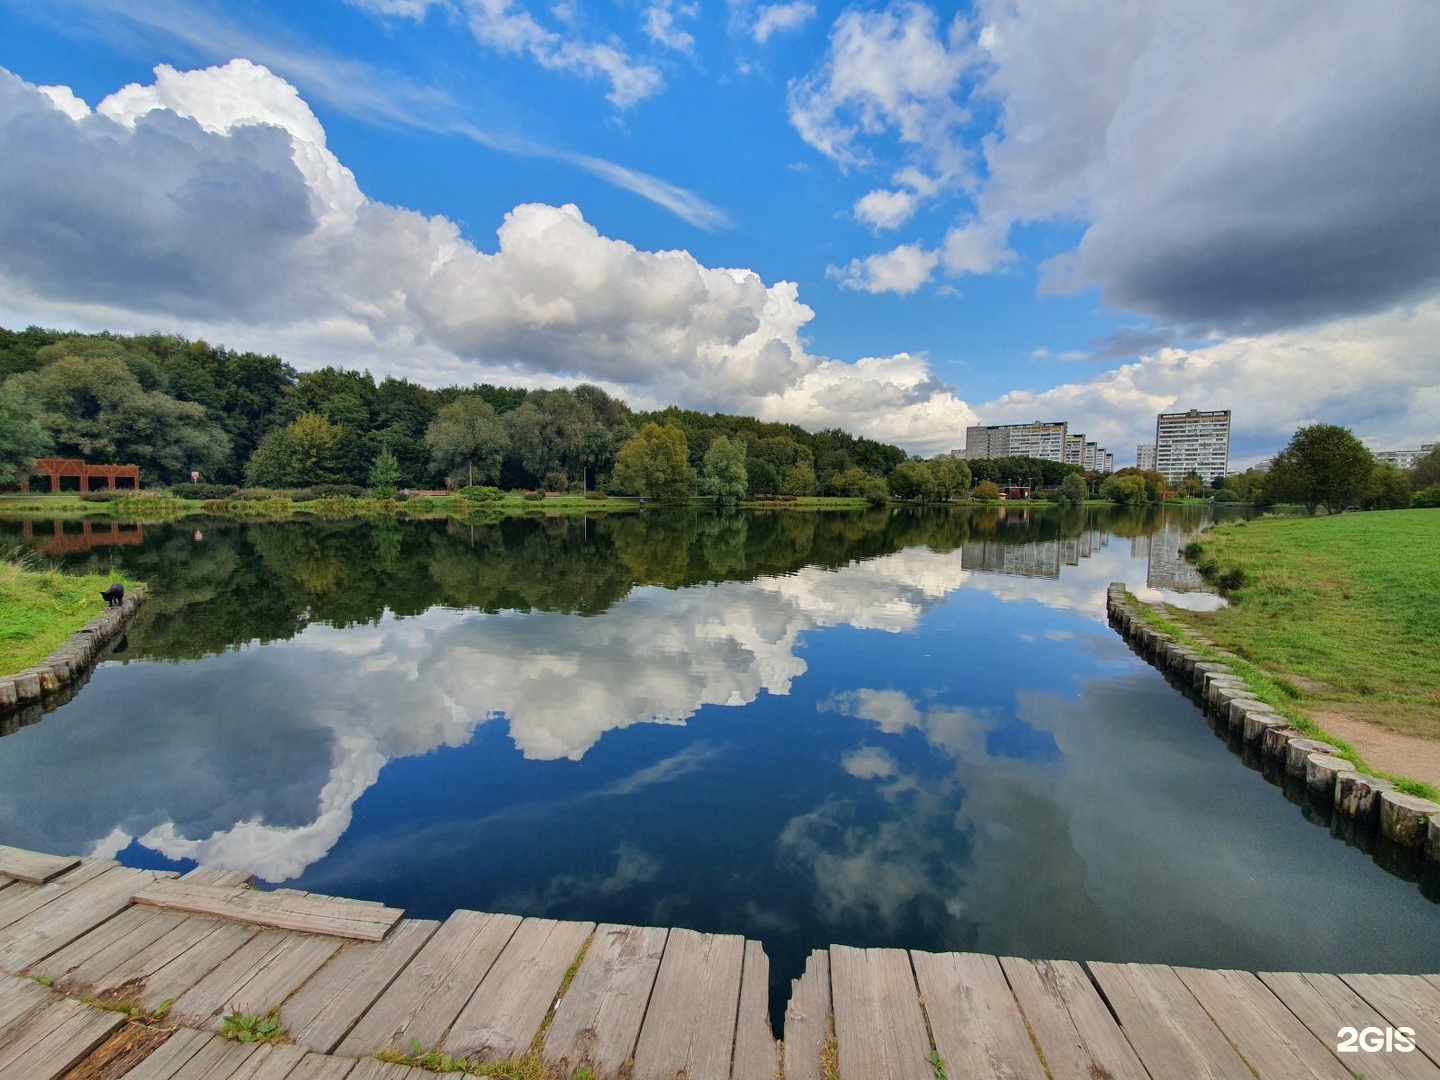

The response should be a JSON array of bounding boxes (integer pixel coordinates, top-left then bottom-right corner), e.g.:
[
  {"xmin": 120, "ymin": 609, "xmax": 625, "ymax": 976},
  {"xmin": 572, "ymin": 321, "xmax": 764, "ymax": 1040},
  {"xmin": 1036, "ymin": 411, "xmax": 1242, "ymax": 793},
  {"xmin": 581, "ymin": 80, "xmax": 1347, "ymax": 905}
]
[{"xmin": 1, "ymin": 0, "xmax": 1437, "ymax": 463}]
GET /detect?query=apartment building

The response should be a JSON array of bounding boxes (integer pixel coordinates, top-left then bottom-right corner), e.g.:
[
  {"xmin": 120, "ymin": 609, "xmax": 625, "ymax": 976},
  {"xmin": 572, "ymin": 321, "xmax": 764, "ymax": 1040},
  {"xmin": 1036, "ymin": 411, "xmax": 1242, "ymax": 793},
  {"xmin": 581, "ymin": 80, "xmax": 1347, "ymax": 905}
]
[
  {"xmin": 963, "ymin": 421, "xmax": 1069, "ymax": 462},
  {"xmin": 1154, "ymin": 409, "xmax": 1231, "ymax": 484}
]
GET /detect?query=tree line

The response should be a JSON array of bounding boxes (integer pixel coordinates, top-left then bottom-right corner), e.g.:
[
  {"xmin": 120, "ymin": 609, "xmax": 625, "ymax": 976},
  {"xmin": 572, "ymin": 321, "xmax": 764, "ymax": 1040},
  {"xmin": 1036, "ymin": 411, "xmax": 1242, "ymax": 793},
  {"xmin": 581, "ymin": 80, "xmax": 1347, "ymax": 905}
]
[
  {"xmin": 0, "ymin": 325, "xmax": 917, "ymax": 498},
  {"xmin": 1096, "ymin": 424, "xmax": 1438, "ymax": 513}
]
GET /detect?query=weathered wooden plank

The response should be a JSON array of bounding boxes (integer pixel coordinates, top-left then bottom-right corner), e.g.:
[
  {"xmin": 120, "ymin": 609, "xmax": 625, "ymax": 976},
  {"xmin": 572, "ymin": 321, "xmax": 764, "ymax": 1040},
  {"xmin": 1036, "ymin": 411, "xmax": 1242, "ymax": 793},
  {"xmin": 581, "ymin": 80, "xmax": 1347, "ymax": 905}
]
[
  {"xmin": 1260, "ymin": 972, "xmax": 1440, "ymax": 1080},
  {"xmin": 0, "ymin": 974, "xmax": 54, "ymax": 1040},
  {"xmin": 631, "ymin": 927, "xmax": 746, "ymax": 1080},
  {"xmin": 1177, "ymin": 967, "xmax": 1351, "ymax": 1080},
  {"xmin": 0, "ymin": 859, "xmax": 113, "ymax": 933},
  {"xmin": 0, "ymin": 997, "xmax": 125, "ymax": 1079},
  {"xmin": 181, "ymin": 866, "xmax": 255, "ymax": 889},
  {"xmin": 170, "ymin": 929, "xmax": 344, "ymax": 1029},
  {"xmin": 830, "ymin": 945, "xmax": 932, "ymax": 1080},
  {"xmin": 912, "ymin": 950, "xmax": 1044, "ymax": 1080},
  {"xmin": 0, "ymin": 844, "xmax": 80, "ymax": 884},
  {"xmin": 997, "ymin": 957, "xmax": 1149, "ymax": 1080},
  {"xmin": 0, "ymin": 864, "xmax": 159, "ymax": 972},
  {"xmin": 1088, "ymin": 962, "xmax": 1253, "ymax": 1080},
  {"xmin": 542, "ymin": 922, "xmax": 668, "ymax": 1079},
  {"xmin": 136, "ymin": 921, "xmax": 262, "ymax": 1012},
  {"xmin": 226, "ymin": 1040, "xmax": 310, "ymax": 1080},
  {"xmin": 133, "ymin": 881, "xmax": 403, "ymax": 941},
  {"xmin": 117, "ymin": 1026, "xmax": 211, "ymax": 1080},
  {"xmin": 346, "ymin": 1058, "xmax": 419, "ymax": 1080},
  {"xmin": 444, "ymin": 917, "xmax": 594, "ymax": 1064},
  {"xmin": 732, "ymin": 938, "xmax": 778, "ymax": 1080},
  {"xmin": 283, "ymin": 919, "xmax": 440, "ymax": 1053},
  {"xmin": 335, "ymin": 909, "xmax": 521, "ymax": 1056},
  {"xmin": 31, "ymin": 905, "xmax": 187, "ymax": 989},
  {"xmin": 284, "ymin": 1052, "xmax": 359, "ymax": 1080},
  {"xmin": 782, "ymin": 949, "xmax": 831, "ymax": 1080},
  {"xmin": 169, "ymin": 1034, "xmax": 260, "ymax": 1079},
  {"xmin": 1343, "ymin": 973, "xmax": 1440, "ymax": 1064}
]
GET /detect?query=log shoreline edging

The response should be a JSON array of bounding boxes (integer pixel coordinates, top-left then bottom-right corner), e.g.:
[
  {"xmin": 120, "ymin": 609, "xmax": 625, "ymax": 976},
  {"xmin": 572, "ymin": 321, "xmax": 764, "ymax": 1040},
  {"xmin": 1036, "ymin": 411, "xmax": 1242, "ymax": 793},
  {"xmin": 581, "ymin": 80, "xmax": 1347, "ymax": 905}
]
[
  {"xmin": 0, "ymin": 588, "xmax": 144, "ymax": 716},
  {"xmin": 1106, "ymin": 582, "xmax": 1440, "ymax": 864}
]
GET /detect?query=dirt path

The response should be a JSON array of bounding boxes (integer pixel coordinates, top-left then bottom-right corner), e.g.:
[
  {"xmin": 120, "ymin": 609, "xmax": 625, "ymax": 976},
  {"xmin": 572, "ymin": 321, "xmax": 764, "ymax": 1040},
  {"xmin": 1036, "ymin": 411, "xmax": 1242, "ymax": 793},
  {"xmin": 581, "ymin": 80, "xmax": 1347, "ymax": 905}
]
[{"xmin": 1310, "ymin": 710, "xmax": 1440, "ymax": 792}]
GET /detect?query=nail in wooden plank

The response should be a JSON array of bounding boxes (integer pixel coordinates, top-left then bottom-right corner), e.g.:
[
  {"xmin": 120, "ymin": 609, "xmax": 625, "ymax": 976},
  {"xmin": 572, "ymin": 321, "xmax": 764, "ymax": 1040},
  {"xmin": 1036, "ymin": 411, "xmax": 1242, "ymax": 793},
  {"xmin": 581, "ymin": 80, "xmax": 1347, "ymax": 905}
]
[
  {"xmin": 912, "ymin": 950, "xmax": 1044, "ymax": 1080},
  {"xmin": 830, "ymin": 945, "xmax": 931, "ymax": 1080},
  {"xmin": 543, "ymin": 923, "xmax": 668, "ymax": 1079}
]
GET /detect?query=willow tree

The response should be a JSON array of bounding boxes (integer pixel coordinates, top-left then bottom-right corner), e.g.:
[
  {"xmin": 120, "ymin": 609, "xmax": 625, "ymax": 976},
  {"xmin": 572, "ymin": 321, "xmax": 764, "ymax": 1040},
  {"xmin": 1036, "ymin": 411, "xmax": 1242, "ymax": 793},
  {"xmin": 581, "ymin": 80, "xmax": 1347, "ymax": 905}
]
[{"xmin": 612, "ymin": 423, "xmax": 694, "ymax": 501}]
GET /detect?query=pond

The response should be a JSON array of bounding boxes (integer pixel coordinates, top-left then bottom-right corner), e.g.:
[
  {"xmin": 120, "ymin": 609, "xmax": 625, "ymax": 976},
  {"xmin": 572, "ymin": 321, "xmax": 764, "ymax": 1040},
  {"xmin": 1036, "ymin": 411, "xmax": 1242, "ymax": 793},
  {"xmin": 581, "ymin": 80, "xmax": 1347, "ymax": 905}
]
[{"xmin": 1, "ymin": 505, "xmax": 1437, "ymax": 1024}]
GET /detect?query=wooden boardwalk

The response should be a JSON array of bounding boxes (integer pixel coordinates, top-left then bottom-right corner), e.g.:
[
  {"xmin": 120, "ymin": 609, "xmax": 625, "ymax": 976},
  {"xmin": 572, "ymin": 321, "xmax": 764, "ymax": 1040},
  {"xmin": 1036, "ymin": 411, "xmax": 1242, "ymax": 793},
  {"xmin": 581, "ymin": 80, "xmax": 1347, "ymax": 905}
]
[{"xmin": 1, "ymin": 844, "xmax": 1438, "ymax": 1079}]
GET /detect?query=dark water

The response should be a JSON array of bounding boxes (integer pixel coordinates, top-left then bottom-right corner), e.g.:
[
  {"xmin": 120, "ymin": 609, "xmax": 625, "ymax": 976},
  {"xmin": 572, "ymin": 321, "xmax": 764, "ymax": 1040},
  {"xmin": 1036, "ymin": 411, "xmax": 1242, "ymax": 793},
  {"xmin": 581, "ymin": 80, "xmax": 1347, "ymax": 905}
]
[{"xmin": 1, "ymin": 505, "xmax": 1436, "ymax": 1025}]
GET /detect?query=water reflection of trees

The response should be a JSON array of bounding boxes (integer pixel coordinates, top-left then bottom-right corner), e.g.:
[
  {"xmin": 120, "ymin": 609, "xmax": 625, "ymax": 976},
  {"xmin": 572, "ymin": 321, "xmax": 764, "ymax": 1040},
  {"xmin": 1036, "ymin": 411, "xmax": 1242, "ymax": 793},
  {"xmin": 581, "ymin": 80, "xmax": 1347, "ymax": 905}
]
[{"xmin": 0, "ymin": 505, "xmax": 1199, "ymax": 662}]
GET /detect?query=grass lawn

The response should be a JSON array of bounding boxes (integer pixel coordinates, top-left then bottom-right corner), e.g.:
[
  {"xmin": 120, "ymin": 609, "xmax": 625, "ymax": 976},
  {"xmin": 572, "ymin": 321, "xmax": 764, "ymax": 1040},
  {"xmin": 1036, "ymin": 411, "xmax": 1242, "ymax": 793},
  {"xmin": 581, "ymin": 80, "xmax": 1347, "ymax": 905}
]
[
  {"xmin": 1182, "ymin": 509, "xmax": 1440, "ymax": 739},
  {"xmin": 0, "ymin": 556, "xmax": 140, "ymax": 675}
]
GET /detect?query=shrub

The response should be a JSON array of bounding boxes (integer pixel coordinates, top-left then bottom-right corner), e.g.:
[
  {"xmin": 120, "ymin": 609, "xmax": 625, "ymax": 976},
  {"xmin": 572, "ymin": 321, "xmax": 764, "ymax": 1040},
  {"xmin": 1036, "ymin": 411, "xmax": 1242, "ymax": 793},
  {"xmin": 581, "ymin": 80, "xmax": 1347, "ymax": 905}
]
[
  {"xmin": 203, "ymin": 500, "xmax": 231, "ymax": 512},
  {"xmin": 308, "ymin": 483, "xmax": 366, "ymax": 499},
  {"xmin": 522, "ymin": 490, "xmax": 546, "ymax": 501},
  {"xmin": 458, "ymin": 485, "xmax": 505, "ymax": 502},
  {"xmin": 1213, "ymin": 488, "xmax": 1242, "ymax": 502},
  {"xmin": 1413, "ymin": 487, "xmax": 1440, "ymax": 509},
  {"xmin": 167, "ymin": 483, "xmax": 238, "ymax": 500},
  {"xmin": 80, "ymin": 490, "xmax": 124, "ymax": 502},
  {"xmin": 231, "ymin": 488, "xmax": 285, "ymax": 501},
  {"xmin": 585, "ymin": 490, "xmax": 607, "ymax": 500},
  {"xmin": 542, "ymin": 471, "xmax": 569, "ymax": 494}
]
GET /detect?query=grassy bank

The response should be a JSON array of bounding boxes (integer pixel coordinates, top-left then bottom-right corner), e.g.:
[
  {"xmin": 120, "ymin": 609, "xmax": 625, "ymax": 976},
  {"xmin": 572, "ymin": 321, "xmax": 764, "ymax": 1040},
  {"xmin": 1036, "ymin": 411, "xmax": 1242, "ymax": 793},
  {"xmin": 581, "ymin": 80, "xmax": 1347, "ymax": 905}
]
[
  {"xmin": 1149, "ymin": 509, "xmax": 1440, "ymax": 795},
  {"xmin": 0, "ymin": 554, "xmax": 140, "ymax": 675}
]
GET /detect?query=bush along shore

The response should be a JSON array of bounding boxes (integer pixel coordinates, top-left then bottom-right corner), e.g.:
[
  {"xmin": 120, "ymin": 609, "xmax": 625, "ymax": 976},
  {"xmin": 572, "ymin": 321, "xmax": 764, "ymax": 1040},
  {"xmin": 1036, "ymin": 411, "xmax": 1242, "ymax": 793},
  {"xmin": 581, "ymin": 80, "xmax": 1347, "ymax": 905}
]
[
  {"xmin": 1107, "ymin": 584, "xmax": 1440, "ymax": 866},
  {"xmin": 0, "ymin": 556, "xmax": 144, "ymax": 713}
]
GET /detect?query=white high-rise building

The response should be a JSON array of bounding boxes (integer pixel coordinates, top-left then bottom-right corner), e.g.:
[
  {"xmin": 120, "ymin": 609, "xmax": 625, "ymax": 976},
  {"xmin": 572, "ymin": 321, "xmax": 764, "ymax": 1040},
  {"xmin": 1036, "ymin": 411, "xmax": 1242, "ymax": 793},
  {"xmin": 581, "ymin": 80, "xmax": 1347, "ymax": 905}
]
[
  {"xmin": 1083, "ymin": 441, "xmax": 1098, "ymax": 470},
  {"xmin": 1154, "ymin": 409, "xmax": 1231, "ymax": 484},
  {"xmin": 1371, "ymin": 443, "xmax": 1433, "ymax": 470},
  {"xmin": 1064, "ymin": 434, "xmax": 1084, "ymax": 466},
  {"xmin": 963, "ymin": 421, "xmax": 1068, "ymax": 462},
  {"xmin": 1103, "ymin": 451, "xmax": 1114, "ymax": 474},
  {"xmin": 1137, "ymin": 444, "xmax": 1157, "ymax": 471}
]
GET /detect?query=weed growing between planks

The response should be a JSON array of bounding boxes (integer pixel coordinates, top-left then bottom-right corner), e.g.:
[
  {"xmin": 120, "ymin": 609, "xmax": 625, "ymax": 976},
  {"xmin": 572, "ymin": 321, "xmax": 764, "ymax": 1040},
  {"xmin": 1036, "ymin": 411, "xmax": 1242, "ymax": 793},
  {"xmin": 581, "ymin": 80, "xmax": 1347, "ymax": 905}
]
[{"xmin": 218, "ymin": 1005, "xmax": 285, "ymax": 1043}]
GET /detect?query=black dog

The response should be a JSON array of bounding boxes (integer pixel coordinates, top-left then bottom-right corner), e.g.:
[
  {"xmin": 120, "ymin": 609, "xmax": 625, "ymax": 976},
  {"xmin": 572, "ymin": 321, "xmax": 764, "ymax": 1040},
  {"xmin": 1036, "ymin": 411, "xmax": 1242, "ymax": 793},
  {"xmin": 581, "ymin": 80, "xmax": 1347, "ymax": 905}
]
[{"xmin": 100, "ymin": 583, "xmax": 124, "ymax": 607}]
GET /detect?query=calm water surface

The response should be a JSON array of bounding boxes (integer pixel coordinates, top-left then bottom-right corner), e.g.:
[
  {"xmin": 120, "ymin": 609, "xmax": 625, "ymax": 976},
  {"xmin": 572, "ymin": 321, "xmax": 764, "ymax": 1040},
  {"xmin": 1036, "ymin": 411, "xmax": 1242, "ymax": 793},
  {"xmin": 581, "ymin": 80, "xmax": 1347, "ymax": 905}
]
[{"xmin": 2, "ymin": 506, "xmax": 1436, "ymax": 1021}]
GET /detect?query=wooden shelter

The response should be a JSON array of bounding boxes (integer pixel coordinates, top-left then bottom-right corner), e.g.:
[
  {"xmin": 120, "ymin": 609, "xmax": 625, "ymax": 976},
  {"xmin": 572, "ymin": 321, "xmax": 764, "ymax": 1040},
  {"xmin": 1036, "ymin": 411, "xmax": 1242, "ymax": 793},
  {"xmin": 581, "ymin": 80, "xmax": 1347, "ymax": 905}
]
[{"xmin": 20, "ymin": 458, "xmax": 140, "ymax": 493}]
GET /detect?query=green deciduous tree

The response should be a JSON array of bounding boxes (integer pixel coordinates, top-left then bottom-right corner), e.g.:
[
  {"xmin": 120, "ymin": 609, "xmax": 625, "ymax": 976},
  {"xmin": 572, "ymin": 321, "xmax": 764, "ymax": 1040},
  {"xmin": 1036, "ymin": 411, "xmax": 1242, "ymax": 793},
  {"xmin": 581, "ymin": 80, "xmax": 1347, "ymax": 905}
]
[
  {"xmin": 974, "ymin": 479, "xmax": 1001, "ymax": 501},
  {"xmin": 245, "ymin": 411, "xmax": 345, "ymax": 488},
  {"xmin": 1412, "ymin": 445, "xmax": 1440, "ymax": 488},
  {"xmin": 1364, "ymin": 462, "xmax": 1411, "ymax": 510},
  {"xmin": 612, "ymin": 423, "xmax": 695, "ymax": 501},
  {"xmin": 0, "ymin": 386, "xmax": 51, "ymax": 487},
  {"xmin": 1100, "ymin": 473, "xmax": 1149, "ymax": 505},
  {"xmin": 780, "ymin": 462, "xmax": 817, "ymax": 497},
  {"xmin": 889, "ymin": 459, "xmax": 937, "ymax": 501},
  {"xmin": 1265, "ymin": 424, "xmax": 1374, "ymax": 515},
  {"xmin": 699, "ymin": 436, "xmax": 748, "ymax": 504},
  {"xmin": 6, "ymin": 352, "xmax": 230, "ymax": 484},
  {"xmin": 1057, "ymin": 472, "xmax": 1089, "ymax": 507},
  {"xmin": 929, "ymin": 456, "xmax": 970, "ymax": 501},
  {"xmin": 426, "ymin": 396, "xmax": 510, "ymax": 487}
]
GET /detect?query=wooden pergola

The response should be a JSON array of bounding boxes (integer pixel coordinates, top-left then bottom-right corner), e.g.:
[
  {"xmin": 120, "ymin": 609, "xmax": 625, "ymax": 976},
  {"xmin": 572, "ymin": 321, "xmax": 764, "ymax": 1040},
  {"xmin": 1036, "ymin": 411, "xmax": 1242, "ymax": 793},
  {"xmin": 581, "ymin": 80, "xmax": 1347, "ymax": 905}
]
[{"xmin": 20, "ymin": 458, "xmax": 140, "ymax": 493}]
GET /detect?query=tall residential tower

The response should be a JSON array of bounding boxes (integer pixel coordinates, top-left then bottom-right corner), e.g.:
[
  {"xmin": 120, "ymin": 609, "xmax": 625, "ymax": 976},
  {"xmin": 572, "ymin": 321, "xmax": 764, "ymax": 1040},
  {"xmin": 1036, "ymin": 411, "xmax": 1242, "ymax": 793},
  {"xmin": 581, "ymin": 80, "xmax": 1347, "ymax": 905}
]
[{"xmin": 1154, "ymin": 409, "xmax": 1231, "ymax": 484}]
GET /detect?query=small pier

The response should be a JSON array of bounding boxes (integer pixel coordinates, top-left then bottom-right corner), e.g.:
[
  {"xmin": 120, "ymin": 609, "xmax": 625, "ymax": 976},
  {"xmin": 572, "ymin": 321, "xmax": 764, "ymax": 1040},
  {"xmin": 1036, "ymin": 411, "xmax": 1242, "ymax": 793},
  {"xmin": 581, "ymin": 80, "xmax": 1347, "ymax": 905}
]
[{"xmin": 1, "ymin": 843, "xmax": 1438, "ymax": 1079}]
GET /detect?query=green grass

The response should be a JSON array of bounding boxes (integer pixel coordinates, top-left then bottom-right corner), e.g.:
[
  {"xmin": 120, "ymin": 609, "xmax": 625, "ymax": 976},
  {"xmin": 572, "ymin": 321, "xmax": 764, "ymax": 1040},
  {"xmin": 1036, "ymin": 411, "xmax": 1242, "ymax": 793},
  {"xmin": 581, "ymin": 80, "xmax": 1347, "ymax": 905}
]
[
  {"xmin": 1182, "ymin": 510, "xmax": 1440, "ymax": 732},
  {"xmin": 0, "ymin": 552, "xmax": 141, "ymax": 675}
]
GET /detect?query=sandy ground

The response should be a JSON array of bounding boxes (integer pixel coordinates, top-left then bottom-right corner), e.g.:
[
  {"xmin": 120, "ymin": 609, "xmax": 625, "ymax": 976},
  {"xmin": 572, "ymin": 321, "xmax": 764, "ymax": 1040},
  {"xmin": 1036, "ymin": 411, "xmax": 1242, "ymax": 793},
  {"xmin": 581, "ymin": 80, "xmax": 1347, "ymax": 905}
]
[{"xmin": 1310, "ymin": 709, "xmax": 1440, "ymax": 792}]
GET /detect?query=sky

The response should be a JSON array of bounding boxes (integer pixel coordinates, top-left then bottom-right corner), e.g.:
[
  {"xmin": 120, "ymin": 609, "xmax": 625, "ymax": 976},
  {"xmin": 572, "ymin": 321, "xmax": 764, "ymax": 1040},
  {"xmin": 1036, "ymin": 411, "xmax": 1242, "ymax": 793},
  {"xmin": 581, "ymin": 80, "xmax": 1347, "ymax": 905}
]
[{"xmin": 0, "ymin": 0, "xmax": 1436, "ymax": 465}]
